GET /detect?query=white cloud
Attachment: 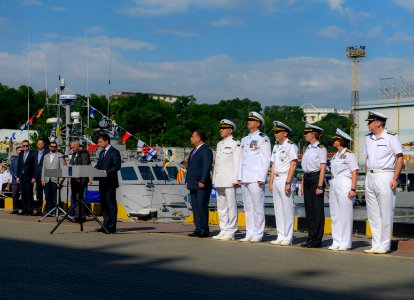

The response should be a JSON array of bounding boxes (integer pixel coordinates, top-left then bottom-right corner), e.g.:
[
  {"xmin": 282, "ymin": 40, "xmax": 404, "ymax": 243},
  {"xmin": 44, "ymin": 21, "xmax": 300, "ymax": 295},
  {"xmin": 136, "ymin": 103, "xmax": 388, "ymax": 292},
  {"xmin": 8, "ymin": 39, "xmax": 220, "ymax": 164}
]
[
  {"xmin": 387, "ymin": 31, "xmax": 414, "ymax": 43},
  {"xmin": 393, "ymin": 0, "xmax": 414, "ymax": 10},
  {"xmin": 326, "ymin": 0, "xmax": 371, "ymax": 22},
  {"xmin": 85, "ymin": 27, "xmax": 106, "ymax": 35},
  {"xmin": 367, "ymin": 26, "xmax": 382, "ymax": 39},
  {"xmin": 316, "ymin": 25, "xmax": 344, "ymax": 38},
  {"xmin": 210, "ymin": 16, "xmax": 243, "ymax": 28},
  {"xmin": 1, "ymin": 36, "xmax": 414, "ymax": 108},
  {"xmin": 156, "ymin": 29, "xmax": 199, "ymax": 37}
]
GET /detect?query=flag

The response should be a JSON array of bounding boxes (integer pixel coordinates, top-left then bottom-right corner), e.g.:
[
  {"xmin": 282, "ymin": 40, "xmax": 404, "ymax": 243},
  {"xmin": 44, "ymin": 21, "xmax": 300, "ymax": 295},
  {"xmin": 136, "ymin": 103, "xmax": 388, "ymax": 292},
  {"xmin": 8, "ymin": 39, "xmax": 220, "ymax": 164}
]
[
  {"xmin": 10, "ymin": 132, "xmax": 16, "ymax": 142},
  {"xmin": 36, "ymin": 108, "xmax": 44, "ymax": 119},
  {"xmin": 146, "ymin": 148, "xmax": 157, "ymax": 161},
  {"xmin": 122, "ymin": 132, "xmax": 131, "ymax": 144},
  {"xmin": 1, "ymin": 141, "xmax": 5, "ymax": 150},
  {"xmin": 136, "ymin": 139, "xmax": 145, "ymax": 148},
  {"xmin": 20, "ymin": 124, "xmax": 25, "ymax": 132},
  {"xmin": 161, "ymin": 159, "xmax": 170, "ymax": 173},
  {"xmin": 26, "ymin": 118, "xmax": 33, "ymax": 127},
  {"xmin": 55, "ymin": 119, "xmax": 61, "ymax": 137},
  {"xmin": 176, "ymin": 167, "xmax": 185, "ymax": 183},
  {"xmin": 90, "ymin": 106, "xmax": 96, "ymax": 118}
]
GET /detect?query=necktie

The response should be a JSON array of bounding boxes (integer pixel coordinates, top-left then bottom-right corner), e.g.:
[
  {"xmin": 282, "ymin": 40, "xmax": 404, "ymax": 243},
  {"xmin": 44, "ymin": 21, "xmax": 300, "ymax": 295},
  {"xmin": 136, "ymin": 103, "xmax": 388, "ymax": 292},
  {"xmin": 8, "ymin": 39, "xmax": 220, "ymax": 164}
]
[
  {"xmin": 23, "ymin": 151, "xmax": 28, "ymax": 163},
  {"xmin": 101, "ymin": 149, "xmax": 106, "ymax": 162},
  {"xmin": 190, "ymin": 148, "xmax": 197, "ymax": 159}
]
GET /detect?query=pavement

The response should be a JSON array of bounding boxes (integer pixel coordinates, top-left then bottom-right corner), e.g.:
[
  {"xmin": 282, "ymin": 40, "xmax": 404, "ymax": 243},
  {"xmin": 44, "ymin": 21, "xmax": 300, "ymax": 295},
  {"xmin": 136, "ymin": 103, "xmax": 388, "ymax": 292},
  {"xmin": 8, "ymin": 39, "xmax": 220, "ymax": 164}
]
[{"xmin": 1, "ymin": 210, "xmax": 414, "ymax": 299}]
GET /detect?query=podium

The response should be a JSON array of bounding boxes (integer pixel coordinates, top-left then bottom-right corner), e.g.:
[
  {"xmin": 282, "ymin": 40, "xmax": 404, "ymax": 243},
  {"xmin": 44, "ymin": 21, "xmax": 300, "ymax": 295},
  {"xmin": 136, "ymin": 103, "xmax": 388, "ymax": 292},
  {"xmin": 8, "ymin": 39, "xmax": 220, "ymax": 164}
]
[{"xmin": 46, "ymin": 165, "xmax": 108, "ymax": 234}]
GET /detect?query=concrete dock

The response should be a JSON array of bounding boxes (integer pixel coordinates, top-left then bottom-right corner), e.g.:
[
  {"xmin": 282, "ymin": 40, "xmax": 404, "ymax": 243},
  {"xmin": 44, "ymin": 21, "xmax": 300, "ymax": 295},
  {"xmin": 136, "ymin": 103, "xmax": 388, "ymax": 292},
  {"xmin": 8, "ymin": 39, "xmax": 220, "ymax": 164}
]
[{"xmin": 1, "ymin": 210, "xmax": 414, "ymax": 299}]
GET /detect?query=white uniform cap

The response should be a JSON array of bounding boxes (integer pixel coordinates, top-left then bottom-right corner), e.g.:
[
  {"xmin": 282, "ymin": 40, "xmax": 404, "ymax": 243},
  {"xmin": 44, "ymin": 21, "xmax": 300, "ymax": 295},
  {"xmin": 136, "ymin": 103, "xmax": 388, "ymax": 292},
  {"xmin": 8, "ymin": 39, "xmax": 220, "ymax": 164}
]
[
  {"xmin": 333, "ymin": 128, "xmax": 352, "ymax": 141},
  {"xmin": 272, "ymin": 121, "xmax": 292, "ymax": 132},
  {"xmin": 219, "ymin": 119, "xmax": 237, "ymax": 130},
  {"xmin": 247, "ymin": 111, "xmax": 265, "ymax": 126},
  {"xmin": 365, "ymin": 111, "xmax": 388, "ymax": 122},
  {"xmin": 304, "ymin": 123, "xmax": 323, "ymax": 133}
]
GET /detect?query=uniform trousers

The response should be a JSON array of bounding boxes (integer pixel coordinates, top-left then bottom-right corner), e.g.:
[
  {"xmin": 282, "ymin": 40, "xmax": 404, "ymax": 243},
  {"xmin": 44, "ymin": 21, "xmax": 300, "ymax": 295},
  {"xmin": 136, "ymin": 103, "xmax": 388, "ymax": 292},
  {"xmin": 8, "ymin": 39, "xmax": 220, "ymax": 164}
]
[
  {"xmin": 329, "ymin": 177, "xmax": 355, "ymax": 249},
  {"xmin": 216, "ymin": 187, "xmax": 238, "ymax": 235},
  {"xmin": 242, "ymin": 182, "xmax": 265, "ymax": 240},
  {"xmin": 303, "ymin": 172, "xmax": 325, "ymax": 244},
  {"xmin": 272, "ymin": 174, "xmax": 294, "ymax": 242},
  {"xmin": 35, "ymin": 180, "xmax": 44, "ymax": 212},
  {"xmin": 365, "ymin": 172, "xmax": 395, "ymax": 251},
  {"xmin": 20, "ymin": 179, "xmax": 34, "ymax": 214}
]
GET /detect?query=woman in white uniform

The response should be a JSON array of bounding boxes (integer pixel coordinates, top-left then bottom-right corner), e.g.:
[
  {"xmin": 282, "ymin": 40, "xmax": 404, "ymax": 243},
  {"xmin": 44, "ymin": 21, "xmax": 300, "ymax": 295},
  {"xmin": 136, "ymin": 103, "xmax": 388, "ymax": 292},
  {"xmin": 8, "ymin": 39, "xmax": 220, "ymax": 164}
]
[{"xmin": 329, "ymin": 129, "xmax": 359, "ymax": 251}]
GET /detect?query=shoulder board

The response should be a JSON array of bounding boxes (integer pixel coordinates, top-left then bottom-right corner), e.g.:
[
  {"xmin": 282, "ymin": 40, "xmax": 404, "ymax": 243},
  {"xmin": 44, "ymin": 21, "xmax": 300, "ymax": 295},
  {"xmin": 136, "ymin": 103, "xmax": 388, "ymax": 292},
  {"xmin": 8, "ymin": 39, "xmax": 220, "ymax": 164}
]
[
  {"xmin": 366, "ymin": 132, "xmax": 372, "ymax": 136},
  {"xmin": 318, "ymin": 144, "xmax": 325, "ymax": 148},
  {"xmin": 287, "ymin": 140, "xmax": 294, "ymax": 144},
  {"xmin": 259, "ymin": 132, "xmax": 265, "ymax": 137},
  {"xmin": 346, "ymin": 149, "xmax": 352, "ymax": 153},
  {"xmin": 387, "ymin": 131, "xmax": 396, "ymax": 136}
]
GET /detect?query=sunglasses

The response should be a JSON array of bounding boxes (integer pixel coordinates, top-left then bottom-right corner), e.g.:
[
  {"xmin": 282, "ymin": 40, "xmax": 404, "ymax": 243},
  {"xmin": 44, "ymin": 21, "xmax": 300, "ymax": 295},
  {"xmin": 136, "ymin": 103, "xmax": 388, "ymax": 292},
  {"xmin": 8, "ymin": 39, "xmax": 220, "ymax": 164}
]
[
  {"xmin": 22, "ymin": 145, "xmax": 29, "ymax": 147},
  {"xmin": 49, "ymin": 146, "xmax": 57, "ymax": 148}
]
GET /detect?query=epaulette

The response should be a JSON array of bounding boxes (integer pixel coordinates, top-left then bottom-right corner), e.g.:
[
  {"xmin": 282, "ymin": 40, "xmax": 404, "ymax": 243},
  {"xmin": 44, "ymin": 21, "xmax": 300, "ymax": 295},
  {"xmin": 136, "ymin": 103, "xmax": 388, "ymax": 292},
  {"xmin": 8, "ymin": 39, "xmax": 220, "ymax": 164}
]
[
  {"xmin": 346, "ymin": 149, "xmax": 352, "ymax": 153},
  {"xmin": 318, "ymin": 144, "xmax": 325, "ymax": 148},
  {"xmin": 259, "ymin": 132, "xmax": 265, "ymax": 137},
  {"xmin": 287, "ymin": 140, "xmax": 294, "ymax": 144},
  {"xmin": 387, "ymin": 131, "xmax": 397, "ymax": 136},
  {"xmin": 366, "ymin": 132, "xmax": 372, "ymax": 136}
]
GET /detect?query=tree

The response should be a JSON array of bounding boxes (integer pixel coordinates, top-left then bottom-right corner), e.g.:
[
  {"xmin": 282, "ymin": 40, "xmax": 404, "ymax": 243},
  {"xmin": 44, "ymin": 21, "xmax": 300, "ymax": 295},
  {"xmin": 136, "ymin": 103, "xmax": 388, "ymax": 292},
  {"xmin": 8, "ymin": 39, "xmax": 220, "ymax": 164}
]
[{"xmin": 314, "ymin": 113, "xmax": 351, "ymax": 152}]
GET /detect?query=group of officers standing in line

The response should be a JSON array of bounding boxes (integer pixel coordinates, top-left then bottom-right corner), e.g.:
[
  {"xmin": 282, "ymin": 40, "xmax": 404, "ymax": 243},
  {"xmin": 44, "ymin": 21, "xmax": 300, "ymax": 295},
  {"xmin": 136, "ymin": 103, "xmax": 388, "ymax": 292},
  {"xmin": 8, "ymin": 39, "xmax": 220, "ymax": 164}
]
[{"xmin": 186, "ymin": 110, "xmax": 403, "ymax": 254}]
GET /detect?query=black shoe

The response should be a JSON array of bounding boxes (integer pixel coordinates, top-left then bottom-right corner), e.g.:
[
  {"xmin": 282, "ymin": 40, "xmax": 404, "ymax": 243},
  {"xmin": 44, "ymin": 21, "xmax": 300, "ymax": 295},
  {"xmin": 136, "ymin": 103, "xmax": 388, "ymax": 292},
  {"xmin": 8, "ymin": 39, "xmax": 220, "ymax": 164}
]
[
  {"xmin": 33, "ymin": 211, "xmax": 42, "ymax": 216},
  {"xmin": 9, "ymin": 210, "xmax": 18, "ymax": 215},
  {"xmin": 307, "ymin": 242, "xmax": 322, "ymax": 248},
  {"xmin": 18, "ymin": 211, "xmax": 28, "ymax": 216},
  {"xmin": 197, "ymin": 232, "xmax": 210, "ymax": 238},
  {"xmin": 188, "ymin": 231, "xmax": 200, "ymax": 237},
  {"xmin": 301, "ymin": 242, "xmax": 309, "ymax": 248},
  {"xmin": 95, "ymin": 228, "xmax": 105, "ymax": 233}
]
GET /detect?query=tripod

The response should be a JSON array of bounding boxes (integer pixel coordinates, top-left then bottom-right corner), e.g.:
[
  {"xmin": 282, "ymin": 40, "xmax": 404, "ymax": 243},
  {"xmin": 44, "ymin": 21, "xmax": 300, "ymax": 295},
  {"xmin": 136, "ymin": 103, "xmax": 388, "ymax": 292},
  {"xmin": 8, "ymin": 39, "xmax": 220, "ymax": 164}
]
[
  {"xmin": 38, "ymin": 183, "xmax": 66, "ymax": 222},
  {"xmin": 50, "ymin": 183, "xmax": 108, "ymax": 234}
]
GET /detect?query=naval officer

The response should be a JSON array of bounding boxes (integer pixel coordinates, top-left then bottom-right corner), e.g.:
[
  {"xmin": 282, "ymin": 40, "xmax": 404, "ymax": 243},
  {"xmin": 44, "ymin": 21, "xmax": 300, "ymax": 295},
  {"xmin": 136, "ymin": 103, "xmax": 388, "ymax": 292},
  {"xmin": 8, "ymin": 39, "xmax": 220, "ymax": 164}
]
[
  {"xmin": 268, "ymin": 121, "xmax": 298, "ymax": 246},
  {"xmin": 301, "ymin": 124, "xmax": 327, "ymax": 248},
  {"xmin": 212, "ymin": 119, "xmax": 241, "ymax": 241},
  {"xmin": 237, "ymin": 112, "xmax": 271, "ymax": 243},
  {"xmin": 364, "ymin": 111, "xmax": 403, "ymax": 254},
  {"xmin": 329, "ymin": 129, "xmax": 359, "ymax": 251}
]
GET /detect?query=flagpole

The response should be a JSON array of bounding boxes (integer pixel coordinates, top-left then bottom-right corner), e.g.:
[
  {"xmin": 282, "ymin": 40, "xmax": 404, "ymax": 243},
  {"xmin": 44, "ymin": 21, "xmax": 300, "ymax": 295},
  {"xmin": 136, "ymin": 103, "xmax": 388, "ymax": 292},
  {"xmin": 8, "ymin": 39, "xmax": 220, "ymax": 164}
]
[{"xmin": 27, "ymin": 26, "xmax": 31, "ymax": 140}]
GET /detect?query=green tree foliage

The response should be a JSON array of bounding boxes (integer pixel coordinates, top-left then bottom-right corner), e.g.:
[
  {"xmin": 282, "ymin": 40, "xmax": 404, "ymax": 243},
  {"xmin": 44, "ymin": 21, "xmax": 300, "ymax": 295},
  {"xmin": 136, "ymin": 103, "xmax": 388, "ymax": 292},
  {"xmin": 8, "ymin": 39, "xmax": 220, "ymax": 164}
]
[
  {"xmin": 314, "ymin": 113, "xmax": 351, "ymax": 152},
  {"xmin": 0, "ymin": 82, "xmax": 350, "ymax": 153}
]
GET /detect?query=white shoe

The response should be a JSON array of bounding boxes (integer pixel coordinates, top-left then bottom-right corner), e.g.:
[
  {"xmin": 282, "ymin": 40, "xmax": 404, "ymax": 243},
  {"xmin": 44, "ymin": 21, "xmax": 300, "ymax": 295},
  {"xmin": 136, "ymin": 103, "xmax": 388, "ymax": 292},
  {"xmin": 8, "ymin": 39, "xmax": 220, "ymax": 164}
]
[
  {"xmin": 212, "ymin": 232, "xmax": 225, "ymax": 240},
  {"xmin": 364, "ymin": 248, "xmax": 378, "ymax": 254},
  {"xmin": 338, "ymin": 247, "xmax": 349, "ymax": 251},
  {"xmin": 374, "ymin": 249, "xmax": 389, "ymax": 254},
  {"xmin": 250, "ymin": 238, "xmax": 261, "ymax": 243},
  {"xmin": 280, "ymin": 240, "xmax": 292, "ymax": 246},
  {"xmin": 270, "ymin": 239, "xmax": 282, "ymax": 245},
  {"xmin": 221, "ymin": 234, "xmax": 235, "ymax": 241},
  {"xmin": 328, "ymin": 246, "xmax": 339, "ymax": 250},
  {"xmin": 239, "ymin": 237, "xmax": 252, "ymax": 242}
]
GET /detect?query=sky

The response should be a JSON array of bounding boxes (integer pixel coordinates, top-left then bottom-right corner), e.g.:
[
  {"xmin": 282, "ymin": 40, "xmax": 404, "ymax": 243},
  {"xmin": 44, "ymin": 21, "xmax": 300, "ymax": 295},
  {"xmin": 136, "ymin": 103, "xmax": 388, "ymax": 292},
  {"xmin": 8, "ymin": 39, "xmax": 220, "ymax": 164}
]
[{"xmin": 1, "ymin": 0, "xmax": 414, "ymax": 109}]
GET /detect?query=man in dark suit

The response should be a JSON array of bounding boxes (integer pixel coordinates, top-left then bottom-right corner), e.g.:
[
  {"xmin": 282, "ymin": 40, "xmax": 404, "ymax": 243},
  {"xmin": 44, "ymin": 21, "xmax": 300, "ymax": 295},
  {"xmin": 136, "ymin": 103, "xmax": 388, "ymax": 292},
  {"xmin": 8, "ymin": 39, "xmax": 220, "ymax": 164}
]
[
  {"xmin": 9, "ymin": 146, "xmax": 22, "ymax": 214},
  {"xmin": 186, "ymin": 130, "xmax": 213, "ymax": 238},
  {"xmin": 16, "ymin": 140, "xmax": 36, "ymax": 215},
  {"xmin": 34, "ymin": 138, "xmax": 49, "ymax": 215},
  {"xmin": 95, "ymin": 134, "xmax": 121, "ymax": 233}
]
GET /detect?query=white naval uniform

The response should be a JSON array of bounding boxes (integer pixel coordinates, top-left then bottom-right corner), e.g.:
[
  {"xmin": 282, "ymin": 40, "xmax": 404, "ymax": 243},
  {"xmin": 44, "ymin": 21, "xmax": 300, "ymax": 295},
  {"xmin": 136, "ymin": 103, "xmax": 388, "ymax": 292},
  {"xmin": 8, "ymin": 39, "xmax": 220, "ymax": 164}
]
[
  {"xmin": 364, "ymin": 130, "xmax": 402, "ymax": 251},
  {"xmin": 270, "ymin": 138, "xmax": 298, "ymax": 243},
  {"xmin": 329, "ymin": 148, "xmax": 359, "ymax": 249},
  {"xmin": 212, "ymin": 135, "xmax": 241, "ymax": 236},
  {"xmin": 238, "ymin": 130, "xmax": 271, "ymax": 240}
]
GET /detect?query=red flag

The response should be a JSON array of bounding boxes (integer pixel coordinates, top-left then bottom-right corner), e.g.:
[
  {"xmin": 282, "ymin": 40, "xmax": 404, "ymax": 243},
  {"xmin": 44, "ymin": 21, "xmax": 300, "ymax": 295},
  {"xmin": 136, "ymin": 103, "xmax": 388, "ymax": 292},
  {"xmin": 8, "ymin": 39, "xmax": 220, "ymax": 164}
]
[
  {"xmin": 176, "ymin": 167, "xmax": 186, "ymax": 183},
  {"xmin": 36, "ymin": 108, "xmax": 44, "ymax": 119},
  {"xmin": 122, "ymin": 132, "xmax": 131, "ymax": 144}
]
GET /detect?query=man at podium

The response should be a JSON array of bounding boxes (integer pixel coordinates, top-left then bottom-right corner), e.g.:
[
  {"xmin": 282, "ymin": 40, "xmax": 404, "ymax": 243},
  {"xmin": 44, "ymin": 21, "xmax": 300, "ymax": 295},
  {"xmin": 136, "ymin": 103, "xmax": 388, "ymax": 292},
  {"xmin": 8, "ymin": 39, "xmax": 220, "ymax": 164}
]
[{"xmin": 94, "ymin": 134, "xmax": 121, "ymax": 234}]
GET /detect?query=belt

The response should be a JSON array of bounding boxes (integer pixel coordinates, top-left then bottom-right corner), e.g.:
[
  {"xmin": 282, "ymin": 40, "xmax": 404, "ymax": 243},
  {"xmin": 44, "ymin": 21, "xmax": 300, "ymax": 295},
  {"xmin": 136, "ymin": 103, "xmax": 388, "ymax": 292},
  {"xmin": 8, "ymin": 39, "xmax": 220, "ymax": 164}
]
[
  {"xmin": 368, "ymin": 169, "xmax": 394, "ymax": 173},
  {"xmin": 303, "ymin": 171, "xmax": 320, "ymax": 175},
  {"xmin": 274, "ymin": 173, "xmax": 287, "ymax": 177}
]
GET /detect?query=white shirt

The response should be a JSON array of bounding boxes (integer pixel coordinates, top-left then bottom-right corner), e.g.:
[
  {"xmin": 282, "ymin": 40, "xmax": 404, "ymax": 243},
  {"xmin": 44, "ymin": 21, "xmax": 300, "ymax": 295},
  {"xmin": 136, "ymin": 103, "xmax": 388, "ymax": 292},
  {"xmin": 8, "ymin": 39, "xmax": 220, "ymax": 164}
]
[
  {"xmin": 271, "ymin": 138, "xmax": 298, "ymax": 173},
  {"xmin": 302, "ymin": 141, "xmax": 327, "ymax": 173},
  {"xmin": 364, "ymin": 129, "xmax": 403, "ymax": 170},
  {"xmin": 213, "ymin": 135, "xmax": 241, "ymax": 187},
  {"xmin": 238, "ymin": 130, "xmax": 271, "ymax": 183},
  {"xmin": 330, "ymin": 148, "xmax": 359, "ymax": 178},
  {"xmin": 49, "ymin": 152, "xmax": 56, "ymax": 164}
]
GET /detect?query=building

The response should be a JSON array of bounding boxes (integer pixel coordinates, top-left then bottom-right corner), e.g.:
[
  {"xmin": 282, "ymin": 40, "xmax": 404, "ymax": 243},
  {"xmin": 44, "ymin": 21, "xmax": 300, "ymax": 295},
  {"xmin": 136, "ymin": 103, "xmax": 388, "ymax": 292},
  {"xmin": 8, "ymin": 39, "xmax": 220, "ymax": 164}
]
[
  {"xmin": 301, "ymin": 103, "xmax": 351, "ymax": 124},
  {"xmin": 111, "ymin": 92, "xmax": 179, "ymax": 103}
]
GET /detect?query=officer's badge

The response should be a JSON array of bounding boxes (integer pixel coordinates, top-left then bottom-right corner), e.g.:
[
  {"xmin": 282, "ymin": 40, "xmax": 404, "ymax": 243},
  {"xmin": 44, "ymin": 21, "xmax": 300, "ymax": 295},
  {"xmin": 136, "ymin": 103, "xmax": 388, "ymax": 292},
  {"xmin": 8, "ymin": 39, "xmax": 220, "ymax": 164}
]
[
  {"xmin": 279, "ymin": 150, "xmax": 287, "ymax": 162},
  {"xmin": 250, "ymin": 140, "xmax": 258, "ymax": 149}
]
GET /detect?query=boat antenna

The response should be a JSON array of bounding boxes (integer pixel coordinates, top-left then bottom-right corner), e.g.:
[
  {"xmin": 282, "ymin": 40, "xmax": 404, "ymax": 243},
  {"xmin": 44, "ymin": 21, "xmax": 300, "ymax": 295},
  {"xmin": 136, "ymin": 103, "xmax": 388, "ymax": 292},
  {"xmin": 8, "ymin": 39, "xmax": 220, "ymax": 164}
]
[
  {"xmin": 85, "ymin": 33, "xmax": 90, "ymax": 128},
  {"xmin": 107, "ymin": 37, "xmax": 112, "ymax": 117}
]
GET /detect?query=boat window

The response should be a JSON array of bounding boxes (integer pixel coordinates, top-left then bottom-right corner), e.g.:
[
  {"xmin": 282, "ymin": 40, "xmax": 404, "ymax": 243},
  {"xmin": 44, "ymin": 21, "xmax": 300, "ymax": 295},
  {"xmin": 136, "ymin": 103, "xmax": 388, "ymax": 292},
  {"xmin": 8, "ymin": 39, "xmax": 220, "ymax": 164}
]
[
  {"xmin": 407, "ymin": 173, "xmax": 414, "ymax": 192},
  {"xmin": 398, "ymin": 173, "xmax": 407, "ymax": 189},
  {"xmin": 152, "ymin": 166, "xmax": 168, "ymax": 180},
  {"xmin": 166, "ymin": 166, "xmax": 179, "ymax": 180},
  {"xmin": 138, "ymin": 166, "xmax": 154, "ymax": 181},
  {"xmin": 120, "ymin": 167, "xmax": 138, "ymax": 181}
]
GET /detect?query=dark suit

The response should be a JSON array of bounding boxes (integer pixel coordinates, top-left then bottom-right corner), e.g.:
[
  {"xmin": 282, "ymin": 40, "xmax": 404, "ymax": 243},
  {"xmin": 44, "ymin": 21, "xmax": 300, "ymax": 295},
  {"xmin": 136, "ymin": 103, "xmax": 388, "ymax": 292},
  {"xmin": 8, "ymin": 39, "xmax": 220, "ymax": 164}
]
[
  {"xmin": 69, "ymin": 150, "xmax": 91, "ymax": 218},
  {"xmin": 9, "ymin": 155, "xmax": 20, "ymax": 211},
  {"xmin": 95, "ymin": 146, "xmax": 121, "ymax": 232},
  {"xmin": 16, "ymin": 150, "xmax": 36, "ymax": 214},
  {"xmin": 34, "ymin": 148, "xmax": 49, "ymax": 212},
  {"xmin": 185, "ymin": 144, "xmax": 213, "ymax": 235}
]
